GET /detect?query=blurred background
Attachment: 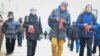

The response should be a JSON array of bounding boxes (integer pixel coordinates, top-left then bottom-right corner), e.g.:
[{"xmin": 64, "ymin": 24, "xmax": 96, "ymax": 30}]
[
  {"xmin": 0, "ymin": 0, "xmax": 100, "ymax": 32},
  {"xmin": 0, "ymin": 0, "xmax": 100, "ymax": 56}
]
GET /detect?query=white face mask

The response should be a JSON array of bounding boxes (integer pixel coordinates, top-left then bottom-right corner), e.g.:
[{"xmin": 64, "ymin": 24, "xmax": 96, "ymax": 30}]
[{"xmin": 31, "ymin": 10, "xmax": 37, "ymax": 15}]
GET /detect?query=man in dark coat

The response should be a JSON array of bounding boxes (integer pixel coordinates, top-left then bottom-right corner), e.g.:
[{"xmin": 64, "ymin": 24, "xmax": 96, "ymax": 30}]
[
  {"xmin": 2, "ymin": 11, "xmax": 19, "ymax": 55},
  {"xmin": 17, "ymin": 17, "xmax": 24, "ymax": 47},
  {"xmin": 70, "ymin": 22, "xmax": 79, "ymax": 53},
  {"xmin": 23, "ymin": 8, "xmax": 43, "ymax": 56}
]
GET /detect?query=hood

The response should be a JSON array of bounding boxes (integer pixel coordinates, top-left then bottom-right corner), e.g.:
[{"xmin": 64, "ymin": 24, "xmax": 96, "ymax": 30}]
[{"xmin": 58, "ymin": 6, "xmax": 67, "ymax": 12}]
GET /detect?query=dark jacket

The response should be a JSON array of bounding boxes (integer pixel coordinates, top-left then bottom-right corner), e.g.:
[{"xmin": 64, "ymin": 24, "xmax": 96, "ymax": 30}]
[
  {"xmin": 23, "ymin": 14, "xmax": 43, "ymax": 41},
  {"xmin": 70, "ymin": 25, "xmax": 79, "ymax": 40},
  {"xmin": 0, "ymin": 20, "xmax": 4, "ymax": 46},
  {"xmin": 93, "ymin": 24, "xmax": 100, "ymax": 46},
  {"xmin": 48, "ymin": 7, "xmax": 71, "ymax": 41},
  {"xmin": 2, "ymin": 19, "xmax": 19, "ymax": 39},
  {"xmin": 76, "ymin": 12, "xmax": 97, "ymax": 38},
  {"xmin": 18, "ymin": 23, "xmax": 24, "ymax": 33}
]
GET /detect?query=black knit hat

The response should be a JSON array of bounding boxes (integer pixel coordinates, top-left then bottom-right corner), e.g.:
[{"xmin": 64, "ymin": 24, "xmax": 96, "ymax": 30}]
[{"xmin": 8, "ymin": 11, "xmax": 14, "ymax": 17}]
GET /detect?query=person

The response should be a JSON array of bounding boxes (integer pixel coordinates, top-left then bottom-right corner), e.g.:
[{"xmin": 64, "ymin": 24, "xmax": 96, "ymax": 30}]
[
  {"xmin": 0, "ymin": 15, "xmax": 4, "ymax": 51},
  {"xmin": 48, "ymin": 1, "xmax": 71, "ymax": 56},
  {"xmin": 70, "ymin": 22, "xmax": 79, "ymax": 53},
  {"xmin": 66, "ymin": 25, "xmax": 72, "ymax": 47},
  {"xmin": 66, "ymin": 25, "xmax": 71, "ymax": 47},
  {"xmin": 92, "ymin": 24, "xmax": 100, "ymax": 56},
  {"xmin": 44, "ymin": 31, "xmax": 48, "ymax": 39},
  {"xmin": 2, "ymin": 11, "xmax": 19, "ymax": 55},
  {"xmin": 76, "ymin": 4, "xmax": 97, "ymax": 56},
  {"xmin": 23, "ymin": 8, "xmax": 43, "ymax": 56},
  {"xmin": 17, "ymin": 17, "xmax": 24, "ymax": 47}
]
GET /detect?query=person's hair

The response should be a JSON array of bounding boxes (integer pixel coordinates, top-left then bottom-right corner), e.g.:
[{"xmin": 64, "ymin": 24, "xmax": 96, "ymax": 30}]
[{"xmin": 85, "ymin": 4, "xmax": 92, "ymax": 10}]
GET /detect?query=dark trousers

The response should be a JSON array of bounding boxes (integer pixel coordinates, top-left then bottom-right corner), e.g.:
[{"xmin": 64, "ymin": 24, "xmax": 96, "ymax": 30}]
[
  {"xmin": 17, "ymin": 33, "xmax": 23, "ymax": 46},
  {"xmin": 70, "ymin": 38, "xmax": 79, "ymax": 51},
  {"xmin": 92, "ymin": 45, "xmax": 100, "ymax": 55},
  {"xmin": 6, "ymin": 38, "xmax": 16, "ymax": 53},
  {"xmin": 79, "ymin": 37, "xmax": 93, "ymax": 56},
  {"xmin": 27, "ymin": 39, "xmax": 37, "ymax": 56}
]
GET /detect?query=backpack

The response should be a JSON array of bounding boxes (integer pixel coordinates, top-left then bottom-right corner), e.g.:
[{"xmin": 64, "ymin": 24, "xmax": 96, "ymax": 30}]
[{"xmin": 18, "ymin": 23, "xmax": 24, "ymax": 33}]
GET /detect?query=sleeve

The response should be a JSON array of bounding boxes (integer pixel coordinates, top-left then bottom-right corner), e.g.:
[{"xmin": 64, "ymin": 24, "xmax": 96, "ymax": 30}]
[
  {"xmin": 23, "ymin": 16, "xmax": 29, "ymax": 28},
  {"xmin": 2, "ymin": 21, "xmax": 7, "ymax": 33},
  {"xmin": 63, "ymin": 14, "xmax": 71, "ymax": 26},
  {"xmin": 48, "ymin": 10, "xmax": 57, "ymax": 27},
  {"xmin": 16, "ymin": 22, "xmax": 20, "ymax": 33},
  {"xmin": 49, "ymin": 10, "xmax": 57, "ymax": 22},
  {"xmin": 92, "ymin": 24, "xmax": 100, "ymax": 30},
  {"xmin": 38, "ymin": 17, "xmax": 43, "ymax": 34},
  {"xmin": 76, "ymin": 14, "xmax": 84, "ymax": 28},
  {"xmin": 92, "ymin": 16, "xmax": 97, "ymax": 25}
]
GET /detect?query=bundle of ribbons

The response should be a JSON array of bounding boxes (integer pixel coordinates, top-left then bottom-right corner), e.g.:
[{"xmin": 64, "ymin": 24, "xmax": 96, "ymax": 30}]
[
  {"xmin": 28, "ymin": 25, "xmax": 35, "ymax": 33},
  {"xmin": 57, "ymin": 18, "xmax": 65, "ymax": 30},
  {"xmin": 84, "ymin": 23, "xmax": 93, "ymax": 32}
]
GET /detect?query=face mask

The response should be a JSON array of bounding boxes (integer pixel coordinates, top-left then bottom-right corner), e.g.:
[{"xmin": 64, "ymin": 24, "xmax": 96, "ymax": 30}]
[{"xmin": 31, "ymin": 11, "xmax": 37, "ymax": 15}]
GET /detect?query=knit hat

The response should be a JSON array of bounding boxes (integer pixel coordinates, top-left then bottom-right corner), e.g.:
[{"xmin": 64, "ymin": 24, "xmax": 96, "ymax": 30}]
[
  {"xmin": 61, "ymin": 1, "xmax": 68, "ymax": 7},
  {"xmin": 8, "ymin": 11, "xmax": 14, "ymax": 17},
  {"xmin": 30, "ymin": 8, "xmax": 37, "ymax": 12}
]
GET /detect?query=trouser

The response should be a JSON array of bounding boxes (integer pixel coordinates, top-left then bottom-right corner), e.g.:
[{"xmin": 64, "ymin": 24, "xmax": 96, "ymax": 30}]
[
  {"xmin": 0, "ymin": 36, "xmax": 3, "ymax": 51},
  {"xmin": 27, "ymin": 39, "xmax": 37, "ymax": 56},
  {"xmin": 70, "ymin": 38, "xmax": 79, "ymax": 51},
  {"xmin": 17, "ymin": 33, "xmax": 23, "ymax": 46},
  {"xmin": 79, "ymin": 37, "xmax": 93, "ymax": 56},
  {"xmin": 99, "ymin": 46, "xmax": 100, "ymax": 56},
  {"xmin": 92, "ymin": 45, "xmax": 97, "ymax": 54},
  {"xmin": 6, "ymin": 38, "xmax": 16, "ymax": 53},
  {"xmin": 67, "ymin": 38, "xmax": 70, "ymax": 47},
  {"xmin": 92, "ymin": 45, "xmax": 100, "ymax": 55},
  {"xmin": 51, "ymin": 37, "xmax": 64, "ymax": 56}
]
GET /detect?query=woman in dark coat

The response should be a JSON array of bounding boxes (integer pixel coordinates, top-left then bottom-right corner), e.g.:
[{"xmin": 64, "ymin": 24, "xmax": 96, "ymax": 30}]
[
  {"xmin": 0, "ymin": 15, "xmax": 4, "ymax": 51},
  {"xmin": 23, "ymin": 8, "xmax": 43, "ymax": 56},
  {"xmin": 76, "ymin": 4, "xmax": 97, "ymax": 56}
]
